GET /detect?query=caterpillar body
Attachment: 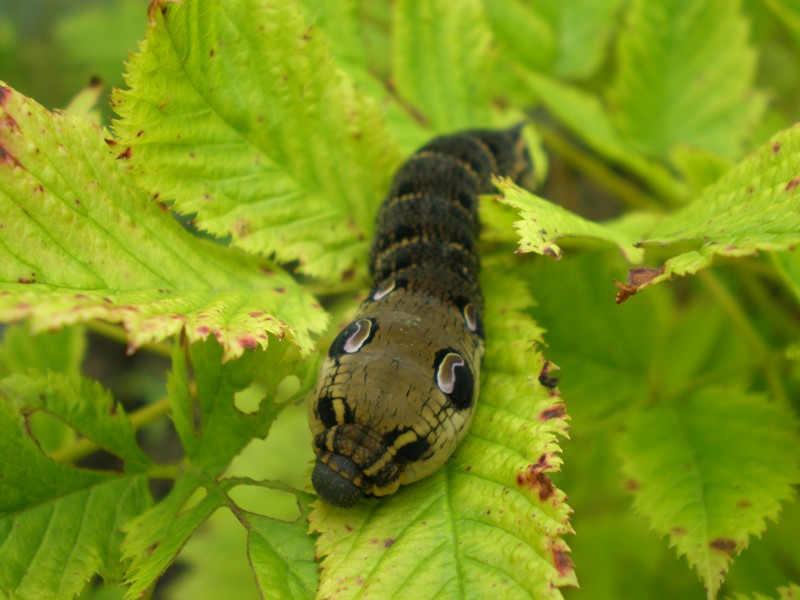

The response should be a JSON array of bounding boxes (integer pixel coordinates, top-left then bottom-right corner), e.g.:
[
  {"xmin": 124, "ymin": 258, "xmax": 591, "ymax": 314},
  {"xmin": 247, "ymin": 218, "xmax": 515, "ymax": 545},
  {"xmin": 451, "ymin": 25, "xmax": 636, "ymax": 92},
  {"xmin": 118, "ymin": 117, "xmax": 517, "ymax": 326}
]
[{"xmin": 309, "ymin": 126, "xmax": 533, "ymax": 507}]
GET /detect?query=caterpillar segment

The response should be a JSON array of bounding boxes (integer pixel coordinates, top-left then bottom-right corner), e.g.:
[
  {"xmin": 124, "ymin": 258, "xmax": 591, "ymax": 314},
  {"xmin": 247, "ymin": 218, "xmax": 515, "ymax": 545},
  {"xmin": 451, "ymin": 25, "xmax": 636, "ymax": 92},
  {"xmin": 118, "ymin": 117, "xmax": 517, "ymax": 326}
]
[{"xmin": 310, "ymin": 125, "xmax": 533, "ymax": 507}]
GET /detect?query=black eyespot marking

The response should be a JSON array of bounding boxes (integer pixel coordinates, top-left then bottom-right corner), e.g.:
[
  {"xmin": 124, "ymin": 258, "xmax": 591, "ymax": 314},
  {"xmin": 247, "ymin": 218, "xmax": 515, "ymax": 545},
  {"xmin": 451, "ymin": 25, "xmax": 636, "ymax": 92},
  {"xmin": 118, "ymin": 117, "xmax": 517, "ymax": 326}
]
[
  {"xmin": 433, "ymin": 348, "xmax": 475, "ymax": 410},
  {"xmin": 328, "ymin": 318, "xmax": 378, "ymax": 359}
]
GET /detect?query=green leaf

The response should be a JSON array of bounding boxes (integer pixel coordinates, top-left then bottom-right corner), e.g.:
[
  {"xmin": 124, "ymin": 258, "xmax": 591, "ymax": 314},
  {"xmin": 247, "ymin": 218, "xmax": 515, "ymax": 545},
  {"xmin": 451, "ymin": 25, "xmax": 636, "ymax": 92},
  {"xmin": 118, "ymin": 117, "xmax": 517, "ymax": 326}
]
[
  {"xmin": 617, "ymin": 388, "xmax": 800, "ymax": 597},
  {"xmin": 0, "ymin": 372, "xmax": 152, "ymax": 600},
  {"xmin": 608, "ymin": 0, "xmax": 764, "ymax": 159},
  {"xmin": 519, "ymin": 71, "xmax": 687, "ymax": 202},
  {"xmin": 122, "ymin": 473, "xmax": 223, "ymax": 599},
  {"xmin": 499, "ymin": 123, "xmax": 800, "ymax": 302},
  {"xmin": 125, "ymin": 341, "xmax": 316, "ymax": 598},
  {"xmin": 112, "ymin": 0, "xmax": 403, "ymax": 281},
  {"xmin": 482, "ymin": 0, "xmax": 555, "ymax": 74},
  {"xmin": 158, "ymin": 508, "xmax": 260, "ymax": 600},
  {"xmin": 246, "ymin": 509, "xmax": 318, "ymax": 600},
  {"xmin": 763, "ymin": 0, "xmax": 800, "ymax": 34},
  {"xmin": 168, "ymin": 339, "xmax": 303, "ymax": 477},
  {"xmin": 392, "ymin": 0, "xmax": 495, "ymax": 131},
  {"xmin": 533, "ymin": 0, "xmax": 625, "ymax": 79},
  {"xmin": 495, "ymin": 178, "xmax": 645, "ymax": 263},
  {"xmin": 0, "ymin": 83, "xmax": 327, "ymax": 360},
  {"xmin": 0, "ymin": 324, "xmax": 85, "ymax": 378},
  {"xmin": 309, "ymin": 265, "xmax": 574, "ymax": 598},
  {"xmin": 626, "ymin": 123, "xmax": 800, "ymax": 298}
]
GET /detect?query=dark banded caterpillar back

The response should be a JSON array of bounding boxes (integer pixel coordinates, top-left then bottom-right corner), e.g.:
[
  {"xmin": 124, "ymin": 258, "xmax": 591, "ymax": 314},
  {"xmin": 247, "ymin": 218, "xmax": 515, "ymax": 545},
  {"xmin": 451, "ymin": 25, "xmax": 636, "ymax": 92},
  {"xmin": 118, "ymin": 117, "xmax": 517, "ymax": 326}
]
[{"xmin": 309, "ymin": 126, "xmax": 533, "ymax": 507}]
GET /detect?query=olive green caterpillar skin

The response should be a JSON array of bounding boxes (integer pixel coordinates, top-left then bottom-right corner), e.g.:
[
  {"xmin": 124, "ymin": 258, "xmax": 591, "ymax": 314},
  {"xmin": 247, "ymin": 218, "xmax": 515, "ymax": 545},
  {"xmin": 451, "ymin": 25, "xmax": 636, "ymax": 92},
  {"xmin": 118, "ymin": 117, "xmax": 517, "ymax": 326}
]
[{"xmin": 310, "ymin": 126, "xmax": 533, "ymax": 507}]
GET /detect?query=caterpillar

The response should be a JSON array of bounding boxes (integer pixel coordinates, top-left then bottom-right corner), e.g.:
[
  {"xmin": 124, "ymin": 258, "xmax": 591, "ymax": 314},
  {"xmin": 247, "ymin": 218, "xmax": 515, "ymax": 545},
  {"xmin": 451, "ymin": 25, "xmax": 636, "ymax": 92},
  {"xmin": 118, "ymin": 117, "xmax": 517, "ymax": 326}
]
[{"xmin": 309, "ymin": 125, "xmax": 533, "ymax": 507}]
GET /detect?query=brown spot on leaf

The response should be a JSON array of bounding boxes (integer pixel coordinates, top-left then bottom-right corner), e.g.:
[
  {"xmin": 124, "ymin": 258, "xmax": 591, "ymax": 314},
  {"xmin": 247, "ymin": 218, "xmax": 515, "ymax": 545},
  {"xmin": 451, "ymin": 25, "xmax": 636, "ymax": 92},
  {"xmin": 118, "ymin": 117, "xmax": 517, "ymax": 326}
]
[
  {"xmin": 116, "ymin": 147, "xmax": 132, "ymax": 160},
  {"xmin": 233, "ymin": 219, "xmax": 250, "ymax": 238},
  {"xmin": 553, "ymin": 548, "xmax": 574, "ymax": 576},
  {"xmin": 516, "ymin": 455, "xmax": 556, "ymax": 501},
  {"xmin": 238, "ymin": 336, "xmax": 257, "ymax": 349},
  {"xmin": 196, "ymin": 326, "xmax": 209, "ymax": 335},
  {"xmin": 209, "ymin": 48, "xmax": 215, "ymax": 58},
  {"xmin": 0, "ymin": 145, "xmax": 21, "ymax": 168},
  {"xmin": 671, "ymin": 527, "xmax": 686, "ymax": 536},
  {"xmin": 539, "ymin": 404, "xmax": 566, "ymax": 421},
  {"xmin": 249, "ymin": 311, "xmax": 264, "ymax": 317},
  {"xmin": 0, "ymin": 84, "xmax": 9, "ymax": 106},
  {"xmin": 615, "ymin": 265, "xmax": 665, "ymax": 303},
  {"xmin": 710, "ymin": 538, "xmax": 737, "ymax": 555},
  {"xmin": 136, "ymin": 130, "xmax": 144, "ymax": 138},
  {"xmin": 273, "ymin": 287, "xmax": 286, "ymax": 294},
  {"xmin": 785, "ymin": 176, "xmax": 800, "ymax": 192},
  {"xmin": 341, "ymin": 268, "xmax": 356, "ymax": 282},
  {"xmin": 104, "ymin": 138, "xmax": 118, "ymax": 147},
  {"xmin": 18, "ymin": 276, "xmax": 35, "ymax": 284},
  {"xmin": 383, "ymin": 538, "xmax": 394, "ymax": 548},
  {"xmin": 622, "ymin": 478, "xmax": 640, "ymax": 492},
  {"xmin": 737, "ymin": 500, "xmax": 752, "ymax": 508},
  {"xmin": 773, "ymin": 142, "xmax": 781, "ymax": 154},
  {"xmin": 344, "ymin": 524, "xmax": 353, "ymax": 531}
]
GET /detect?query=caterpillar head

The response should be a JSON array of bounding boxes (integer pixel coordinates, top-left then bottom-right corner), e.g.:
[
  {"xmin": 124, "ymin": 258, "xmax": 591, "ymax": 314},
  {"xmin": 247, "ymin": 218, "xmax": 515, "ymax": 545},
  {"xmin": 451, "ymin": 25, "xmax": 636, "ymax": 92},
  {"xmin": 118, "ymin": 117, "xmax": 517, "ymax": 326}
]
[{"xmin": 309, "ymin": 297, "xmax": 481, "ymax": 507}]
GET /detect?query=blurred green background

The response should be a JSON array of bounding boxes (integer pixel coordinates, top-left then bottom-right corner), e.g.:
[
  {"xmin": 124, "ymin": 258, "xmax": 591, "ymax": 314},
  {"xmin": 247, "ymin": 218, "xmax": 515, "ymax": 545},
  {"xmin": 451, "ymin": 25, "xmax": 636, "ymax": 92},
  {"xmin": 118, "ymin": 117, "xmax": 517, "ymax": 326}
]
[{"xmin": 0, "ymin": 0, "xmax": 147, "ymax": 117}]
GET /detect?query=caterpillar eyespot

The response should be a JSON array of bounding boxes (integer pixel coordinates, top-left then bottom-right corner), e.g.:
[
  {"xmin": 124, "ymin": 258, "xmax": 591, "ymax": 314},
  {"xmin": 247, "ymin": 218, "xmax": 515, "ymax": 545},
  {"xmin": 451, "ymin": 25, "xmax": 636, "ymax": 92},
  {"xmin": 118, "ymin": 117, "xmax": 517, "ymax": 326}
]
[{"xmin": 310, "ymin": 125, "xmax": 534, "ymax": 507}]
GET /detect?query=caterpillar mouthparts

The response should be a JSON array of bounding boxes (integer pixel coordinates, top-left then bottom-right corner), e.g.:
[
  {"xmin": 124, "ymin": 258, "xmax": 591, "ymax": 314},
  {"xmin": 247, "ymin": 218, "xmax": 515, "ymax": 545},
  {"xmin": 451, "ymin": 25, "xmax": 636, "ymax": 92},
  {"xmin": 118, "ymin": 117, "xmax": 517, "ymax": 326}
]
[{"xmin": 310, "ymin": 125, "xmax": 533, "ymax": 507}]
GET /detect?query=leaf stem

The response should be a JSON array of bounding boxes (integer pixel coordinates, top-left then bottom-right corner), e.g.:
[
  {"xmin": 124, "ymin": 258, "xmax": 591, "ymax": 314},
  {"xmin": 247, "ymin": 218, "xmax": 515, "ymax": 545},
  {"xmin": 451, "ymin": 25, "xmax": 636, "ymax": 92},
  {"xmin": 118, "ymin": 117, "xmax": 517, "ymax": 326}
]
[
  {"xmin": 50, "ymin": 396, "xmax": 172, "ymax": 464},
  {"xmin": 535, "ymin": 122, "xmax": 661, "ymax": 212}
]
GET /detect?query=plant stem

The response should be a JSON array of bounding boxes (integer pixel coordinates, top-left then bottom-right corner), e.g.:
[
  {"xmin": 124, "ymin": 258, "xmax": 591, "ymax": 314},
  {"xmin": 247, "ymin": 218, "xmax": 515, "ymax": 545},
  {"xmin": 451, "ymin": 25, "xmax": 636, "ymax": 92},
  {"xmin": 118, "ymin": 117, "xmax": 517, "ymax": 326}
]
[
  {"xmin": 50, "ymin": 396, "xmax": 172, "ymax": 464},
  {"xmin": 698, "ymin": 270, "xmax": 790, "ymax": 406}
]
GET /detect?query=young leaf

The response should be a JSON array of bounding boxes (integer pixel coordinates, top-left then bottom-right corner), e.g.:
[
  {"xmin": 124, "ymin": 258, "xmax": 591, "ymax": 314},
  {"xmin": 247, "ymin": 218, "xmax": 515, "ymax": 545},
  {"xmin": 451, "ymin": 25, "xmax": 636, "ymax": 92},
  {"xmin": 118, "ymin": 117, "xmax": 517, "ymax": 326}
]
[
  {"xmin": 608, "ymin": 0, "xmax": 764, "ymax": 159},
  {"xmin": 112, "ymin": 0, "xmax": 403, "ymax": 281},
  {"xmin": 496, "ymin": 178, "xmax": 645, "ymax": 263},
  {"xmin": 617, "ymin": 388, "xmax": 800, "ymax": 598},
  {"xmin": 310, "ymin": 266, "xmax": 575, "ymax": 598},
  {"xmin": 0, "ymin": 372, "xmax": 152, "ymax": 600},
  {"xmin": 0, "ymin": 83, "xmax": 327, "ymax": 360}
]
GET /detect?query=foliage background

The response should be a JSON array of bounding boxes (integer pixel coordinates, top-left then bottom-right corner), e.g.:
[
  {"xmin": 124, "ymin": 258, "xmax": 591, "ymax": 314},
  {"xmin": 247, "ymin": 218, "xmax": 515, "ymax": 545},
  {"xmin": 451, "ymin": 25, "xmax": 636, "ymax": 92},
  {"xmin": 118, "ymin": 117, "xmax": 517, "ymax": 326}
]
[{"xmin": 1, "ymin": 0, "xmax": 800, "ymax": 599}]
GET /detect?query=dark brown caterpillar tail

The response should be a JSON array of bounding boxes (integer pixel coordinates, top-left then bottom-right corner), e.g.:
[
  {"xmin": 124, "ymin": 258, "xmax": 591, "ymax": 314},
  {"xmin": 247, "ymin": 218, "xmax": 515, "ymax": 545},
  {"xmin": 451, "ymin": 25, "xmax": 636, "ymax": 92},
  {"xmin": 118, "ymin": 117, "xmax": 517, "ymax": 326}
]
[{"xmin": 310, "ymin": 125, "xmax": 533, "ymax": 506}]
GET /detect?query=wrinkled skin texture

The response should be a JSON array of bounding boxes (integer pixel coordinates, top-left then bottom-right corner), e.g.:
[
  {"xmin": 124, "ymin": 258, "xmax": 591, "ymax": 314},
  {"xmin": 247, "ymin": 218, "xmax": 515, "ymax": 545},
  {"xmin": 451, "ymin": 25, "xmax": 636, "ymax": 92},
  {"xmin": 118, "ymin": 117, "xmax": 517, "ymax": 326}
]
[{"xmin": 310, "ymin": 126, "xmax": 533, "ymax": 507}]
